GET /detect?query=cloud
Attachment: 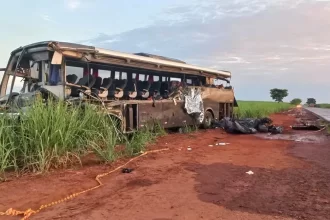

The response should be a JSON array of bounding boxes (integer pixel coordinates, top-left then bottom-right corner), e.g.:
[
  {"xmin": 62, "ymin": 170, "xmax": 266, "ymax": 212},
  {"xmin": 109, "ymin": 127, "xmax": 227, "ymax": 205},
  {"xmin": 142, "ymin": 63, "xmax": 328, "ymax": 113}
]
[
  {"xmin": 263, "ymin": 56, "xmax": 281, "ymax": 60},
  {"xmin": 161, "ymin": 0, "xmax": 314, "ymax": 24},
  {"xmin": 100, "ymin": 38, "xmax": 121, "ymax": 44},
  {"xmin": 216, "ymin": 56, "xmax": 251, "ymax": 64},
  {"xmin": 40, "ymin": 14, "xmax": 57, "ymax": 24},
  {"xmin": 65, "ymin": 0, "xmax": 81, "ymax": 10},
  {"xmin": 81, "ymin": 0, "xmax": 330, "ymax": 102}
]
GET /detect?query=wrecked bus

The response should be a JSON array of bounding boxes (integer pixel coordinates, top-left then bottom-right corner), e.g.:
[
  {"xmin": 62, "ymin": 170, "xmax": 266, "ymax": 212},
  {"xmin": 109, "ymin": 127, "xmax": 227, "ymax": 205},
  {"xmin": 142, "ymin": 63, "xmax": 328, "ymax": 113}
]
[{"xmin": 0, "ymin": 41, "xmax": 237, "ymax": 132}]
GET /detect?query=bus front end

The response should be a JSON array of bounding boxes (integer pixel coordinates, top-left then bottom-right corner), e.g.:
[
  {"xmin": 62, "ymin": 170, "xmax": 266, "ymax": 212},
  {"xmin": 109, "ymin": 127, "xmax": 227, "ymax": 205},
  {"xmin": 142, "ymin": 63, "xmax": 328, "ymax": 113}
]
[{"xmin": 0, "ymin": 42, "xmax": 65, "ymax": 113}]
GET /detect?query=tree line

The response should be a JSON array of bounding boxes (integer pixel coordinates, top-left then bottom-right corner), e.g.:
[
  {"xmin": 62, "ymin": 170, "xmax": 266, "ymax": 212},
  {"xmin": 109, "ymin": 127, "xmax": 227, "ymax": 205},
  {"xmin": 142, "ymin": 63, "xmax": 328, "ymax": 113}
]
[{"xmin": 269, "ymin": 88, "xmax": 317, "ymax": 106}]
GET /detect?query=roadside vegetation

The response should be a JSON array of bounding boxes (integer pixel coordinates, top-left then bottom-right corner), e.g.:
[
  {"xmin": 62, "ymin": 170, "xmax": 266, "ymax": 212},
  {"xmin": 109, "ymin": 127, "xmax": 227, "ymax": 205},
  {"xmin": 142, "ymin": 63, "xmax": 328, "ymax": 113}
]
[
  {"xmin": 317, "ymin": 104, "xmax": 330, "ymax": 109},
  {"xmin": 290, "ymin": 98, "xmax": 302, "ymax": 105},
  {"xmin": 235, "ymin": 101, "xmax": 293, "ymax": 118},
  {"xmin": 0, "ymin": 97, "xmax": 295, "ymax": 180},
  {"xmin": 270, "ymin": 88, "xmax": 288, "ymax": 103},
  {"xmin": 0, "ymin": 99, "xmax": 165, "ymax": 180}
]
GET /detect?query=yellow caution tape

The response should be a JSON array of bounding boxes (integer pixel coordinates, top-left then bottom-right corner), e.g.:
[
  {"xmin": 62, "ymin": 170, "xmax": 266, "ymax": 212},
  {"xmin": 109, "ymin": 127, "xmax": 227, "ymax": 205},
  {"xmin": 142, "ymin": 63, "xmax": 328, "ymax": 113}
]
[{"xmin": 0, "ymin": 148, "xmax": 169, "ymax": 220}]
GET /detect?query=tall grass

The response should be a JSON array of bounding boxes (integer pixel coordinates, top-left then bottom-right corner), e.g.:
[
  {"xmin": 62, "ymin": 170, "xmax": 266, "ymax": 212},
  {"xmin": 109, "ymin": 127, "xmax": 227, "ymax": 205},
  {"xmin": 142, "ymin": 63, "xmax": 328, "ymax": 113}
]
[
  {"xmin": 126, "ymin": 121, "xmax": 166, "ymax": 156},
  {"xmin": 318, "ymin": 104, "xmax": 330, "ymax": 109},
  {"xmin": 235, "ymin": 101, "xmax": 293, "ymax": 118},
  {"xmin": 0, "ymin": 98, "xmax": 165, "ymax": 179}
]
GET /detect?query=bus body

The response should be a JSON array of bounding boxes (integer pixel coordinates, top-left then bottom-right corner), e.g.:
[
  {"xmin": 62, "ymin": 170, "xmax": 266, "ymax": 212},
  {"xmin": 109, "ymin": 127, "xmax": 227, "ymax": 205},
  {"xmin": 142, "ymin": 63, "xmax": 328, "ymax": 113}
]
[{"xmin": 0, "ymin": 41, "xmax": 236, "ymax": 132}]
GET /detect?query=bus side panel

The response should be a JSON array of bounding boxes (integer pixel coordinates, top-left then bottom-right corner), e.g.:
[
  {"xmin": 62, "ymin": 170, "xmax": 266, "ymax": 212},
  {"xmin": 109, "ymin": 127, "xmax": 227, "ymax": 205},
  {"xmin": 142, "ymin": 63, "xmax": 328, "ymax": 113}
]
[
  {"xmin": 203, "ymin": 100, "xmax": 220, "ymax": 120},
  {"xmin": 161, "ymin": 100, "xmax": 195, "ymax": 128},
  {"xmin": 202, "ymin": 87, "xmax": 235, "ymax": 119},
  {"xmin": 202, "ymin": 88, "xmax": 234, "ymax": 103},
  {"xmin": 138, "ymin": 102, "xmax": 164, "ymax": 129}
]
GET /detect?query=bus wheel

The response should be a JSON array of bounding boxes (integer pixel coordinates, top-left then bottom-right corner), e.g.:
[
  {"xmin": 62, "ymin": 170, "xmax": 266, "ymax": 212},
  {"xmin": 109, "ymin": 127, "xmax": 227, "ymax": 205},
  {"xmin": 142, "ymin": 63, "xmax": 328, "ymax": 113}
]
[{"xmin": 202, "ymin": 111, "xmax": 214, "ymax": 129}]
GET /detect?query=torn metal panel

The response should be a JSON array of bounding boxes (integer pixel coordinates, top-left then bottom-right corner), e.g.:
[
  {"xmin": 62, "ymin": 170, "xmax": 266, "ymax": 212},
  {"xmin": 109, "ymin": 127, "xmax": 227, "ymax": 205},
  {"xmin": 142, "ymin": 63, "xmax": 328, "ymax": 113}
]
[
  {"xmin": 201, "ymin": 87, "xmax": 235, "ymax": 103},
  {"xmin": 184, "ymin": 88, "xmax": 204, "ymax": 123},
  {"xmin": 51, "ymin": 51, "xmax": 63, "ymax": 65}
]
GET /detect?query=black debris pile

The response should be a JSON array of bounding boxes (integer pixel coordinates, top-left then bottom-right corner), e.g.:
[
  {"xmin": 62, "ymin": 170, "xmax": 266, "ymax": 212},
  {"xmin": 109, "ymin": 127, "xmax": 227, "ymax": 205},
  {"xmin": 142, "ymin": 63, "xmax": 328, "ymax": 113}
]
[
  {"xmin": 212, "ymin": 117, "xmax": 283, "ymax": 135},
  {"xmin": 122, "ymin": 168, "xmax": 134, "ymax": 173}
]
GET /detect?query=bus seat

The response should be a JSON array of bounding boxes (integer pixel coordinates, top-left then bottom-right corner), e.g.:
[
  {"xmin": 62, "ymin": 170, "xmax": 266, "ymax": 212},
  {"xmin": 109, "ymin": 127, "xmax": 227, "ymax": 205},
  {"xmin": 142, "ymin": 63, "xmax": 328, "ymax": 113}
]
[
  {"xmin": 82, "ymin": 75, "xmax": 96, "ymax": 96},
  {"xmin": 114, "ymin": 79, "xmax": 127, "ymax": 99},
  {"xmin": 160, "ymin": 82, "xmax": 169, "ymax": 98},
  {"xmin": 87, "ymin": 75, "xmax": 96, "ymax": 88},
  {"xmin": 137, "ymin": 81, "xmax": 151, "ymax": 99},
  {"xmin": 124, "ymin": 79, "xmax": 137, "ymax": 99},
  {"xmin": 66, "ymin": 74, "xmax": 78, "ymax": 84},
  {"xmin": 91, "ymin": 76, "xmax": 102, "ymax": 96},
  {"xmin": 149, "ymin": 81, "xmax": 161, "ymax": 96},
  {"xmin": 101, "ymin": 78, "xmax": 112, "ymax": 90},
  {"xmin": 69, "ymin": 75, "xmax": 90, "ymax": 97},
  {"xmin": 107, "ymin": 79, "xmax": 117, "ymax": 99},
  {"xmin": 93, "ymin": 77, "xmax": 102, "ymax": 90},
  {"xmin": 98, "ymin": 78, "xmax": 112, "ymax": 99}
]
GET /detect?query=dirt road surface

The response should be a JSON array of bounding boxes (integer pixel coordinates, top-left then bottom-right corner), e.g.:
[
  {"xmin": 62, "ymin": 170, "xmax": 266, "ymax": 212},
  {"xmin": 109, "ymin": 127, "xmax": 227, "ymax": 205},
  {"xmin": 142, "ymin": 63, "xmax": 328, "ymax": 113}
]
[{"xmin": 1, "ymin": 109, "xmax": 330, "ymax": 220}]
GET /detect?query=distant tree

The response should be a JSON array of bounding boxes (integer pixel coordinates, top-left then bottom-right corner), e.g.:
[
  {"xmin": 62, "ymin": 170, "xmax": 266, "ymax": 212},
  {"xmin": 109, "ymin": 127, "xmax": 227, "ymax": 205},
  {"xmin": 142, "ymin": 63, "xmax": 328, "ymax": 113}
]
[
  {"xmin": 290, "ymin": 98, "xmax": 302, "ymax": 105},
  {"xmin": 270, "ymin": 88, "xmax": 288, "ymax": 102},
  {"xmin": 306, "ymin": 98, "xmax": 316, "ymax": 105}
]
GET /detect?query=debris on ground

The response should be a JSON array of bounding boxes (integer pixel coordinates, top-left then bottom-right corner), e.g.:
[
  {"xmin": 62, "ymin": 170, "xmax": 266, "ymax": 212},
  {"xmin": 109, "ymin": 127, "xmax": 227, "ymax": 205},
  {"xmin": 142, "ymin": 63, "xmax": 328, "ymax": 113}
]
[
  {"xmin": 215, "ymin": 143, "xmax": 230, "ymax": 146},
  {"xmin": 122, "ymin": 168, "xmax": 134, "ymax": 173},
  {"xmin": 246, "ymin": 170, "xmax": 254, "ymax": 175},
  {"xmin": 291, "ymin": 120, "xmax": 325, "ymax": 131},
  {"xmin": 268, "ymin": 125, "xmax": 283, "ymax": 134},
  {"xmin": 212, "ymin": 117, "xmax": 283, "ymax": 135},
  {"xmin": 187, "ymin": 147, "xmax": 192, "ymax": 151}
]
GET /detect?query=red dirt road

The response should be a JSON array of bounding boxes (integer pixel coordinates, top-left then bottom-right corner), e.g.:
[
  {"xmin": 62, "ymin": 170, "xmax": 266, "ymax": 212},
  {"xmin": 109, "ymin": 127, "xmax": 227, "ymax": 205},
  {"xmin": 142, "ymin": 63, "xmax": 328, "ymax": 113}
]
[{"xmin": 1, "ymin": 109, "xmax": 330, "ymax": 220}]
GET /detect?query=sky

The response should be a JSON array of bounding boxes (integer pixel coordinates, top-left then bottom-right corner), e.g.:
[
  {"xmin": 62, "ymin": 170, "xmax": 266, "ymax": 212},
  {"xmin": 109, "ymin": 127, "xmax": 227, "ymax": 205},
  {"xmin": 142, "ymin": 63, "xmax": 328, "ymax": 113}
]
[{"xmin": 1, "ymin": 0, "xmax": 330, "ymax": 103}]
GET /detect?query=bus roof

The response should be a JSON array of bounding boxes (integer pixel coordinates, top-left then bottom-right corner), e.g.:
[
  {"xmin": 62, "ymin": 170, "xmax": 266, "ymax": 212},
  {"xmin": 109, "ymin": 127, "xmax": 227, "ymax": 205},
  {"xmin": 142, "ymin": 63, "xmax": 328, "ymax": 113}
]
[
  {"xmin": 11, "ymin": 41, "xmax": 232, "ymax": 79},
  {"xmin": 133, "ymin": 53, "xmax": 186, "ymax": 64}
]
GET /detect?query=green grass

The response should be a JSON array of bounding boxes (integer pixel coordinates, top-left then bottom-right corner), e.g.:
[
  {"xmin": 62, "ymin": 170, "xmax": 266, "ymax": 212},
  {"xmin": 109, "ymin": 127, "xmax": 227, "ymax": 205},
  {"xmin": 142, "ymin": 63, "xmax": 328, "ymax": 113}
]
[
  {"xmin": 318, "ymin": 104, "xmax": 330, "ymax": 109},
  {"xmin": 235, "ymin": 101, "xmax": 293, "ymax": 118},
  {"xmin": 180, "ymin": 123, "xmax": 199, "ymax": 133},
  {"xmin": 0, "ymin": 99, "xmax": 165, "ymax": 180}
]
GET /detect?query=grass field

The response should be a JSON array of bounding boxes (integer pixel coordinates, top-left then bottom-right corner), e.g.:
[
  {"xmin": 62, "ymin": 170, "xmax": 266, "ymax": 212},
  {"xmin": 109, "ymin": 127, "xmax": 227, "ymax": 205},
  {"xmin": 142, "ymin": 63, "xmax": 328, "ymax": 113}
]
[
  {"xmin": 235, "ymin": 101, "xmax": 293, "ymax": 118},
  {"xmin": 318, "ymin": 104, "xmax": 330, "ymax": 109}
]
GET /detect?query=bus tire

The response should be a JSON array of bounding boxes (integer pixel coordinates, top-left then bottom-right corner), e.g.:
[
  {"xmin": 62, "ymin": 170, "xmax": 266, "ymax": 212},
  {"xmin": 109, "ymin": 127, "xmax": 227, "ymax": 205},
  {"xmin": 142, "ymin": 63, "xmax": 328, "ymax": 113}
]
[{"xmin": 202, "ymin": 110, "xmax": 214, "ymax": 129}]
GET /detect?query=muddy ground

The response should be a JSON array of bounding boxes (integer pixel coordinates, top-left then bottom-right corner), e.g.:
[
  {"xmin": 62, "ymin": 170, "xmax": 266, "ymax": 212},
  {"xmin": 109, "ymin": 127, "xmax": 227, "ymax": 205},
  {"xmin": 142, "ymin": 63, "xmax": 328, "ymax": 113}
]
[{"xmin": 1, "ymin": 108, "xmax": 330, "ymax": 220}]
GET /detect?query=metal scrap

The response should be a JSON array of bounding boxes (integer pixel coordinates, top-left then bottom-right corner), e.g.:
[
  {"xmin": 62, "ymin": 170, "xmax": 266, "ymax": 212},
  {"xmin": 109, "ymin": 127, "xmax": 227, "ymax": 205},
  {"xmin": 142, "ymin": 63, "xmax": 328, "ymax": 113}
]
[{"xmin": 212, "ymin": 117, "xmax": 283, "ymax": 135}]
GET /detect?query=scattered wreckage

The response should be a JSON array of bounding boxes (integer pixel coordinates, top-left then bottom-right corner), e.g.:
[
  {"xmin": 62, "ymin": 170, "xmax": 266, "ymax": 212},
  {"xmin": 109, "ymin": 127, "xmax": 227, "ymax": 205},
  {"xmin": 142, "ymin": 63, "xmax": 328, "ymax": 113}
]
[
  {"xmin": 211, "ymin": 111, "xmax": 327, "ymax": 135},
  {"xmin": 212, "ymin": 117, "xmax": 284, "ymax": 134},
  {"xmin": 291, "ymin": 120, "xmax": 325, "ymax": 131}
]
